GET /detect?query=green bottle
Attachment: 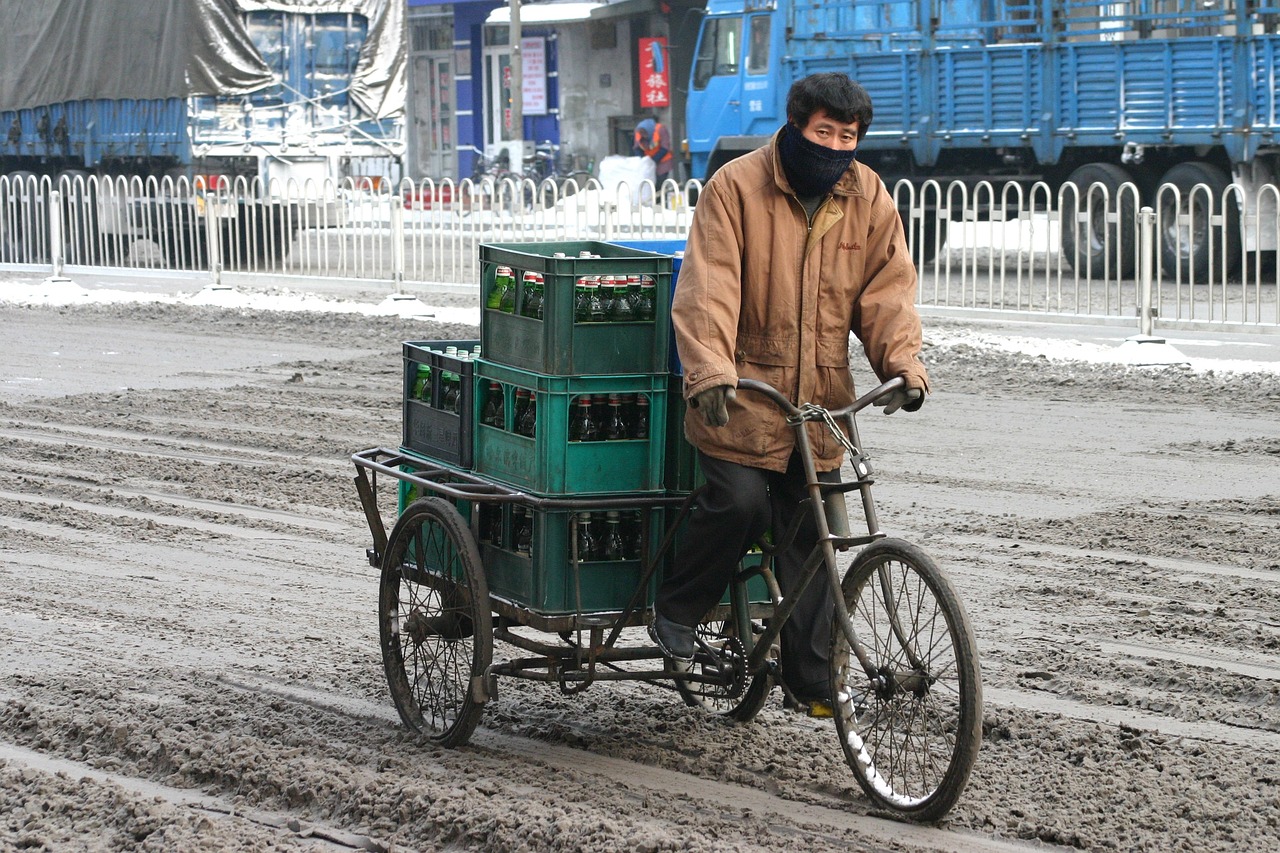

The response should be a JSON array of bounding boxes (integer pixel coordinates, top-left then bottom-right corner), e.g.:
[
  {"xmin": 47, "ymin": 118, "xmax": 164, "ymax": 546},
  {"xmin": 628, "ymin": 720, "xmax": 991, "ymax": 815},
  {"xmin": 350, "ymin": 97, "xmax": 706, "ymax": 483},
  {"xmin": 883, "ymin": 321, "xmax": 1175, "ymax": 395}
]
[{"xmin": 487, "ymin": 266, "xmax": 510, "ymax": 310}]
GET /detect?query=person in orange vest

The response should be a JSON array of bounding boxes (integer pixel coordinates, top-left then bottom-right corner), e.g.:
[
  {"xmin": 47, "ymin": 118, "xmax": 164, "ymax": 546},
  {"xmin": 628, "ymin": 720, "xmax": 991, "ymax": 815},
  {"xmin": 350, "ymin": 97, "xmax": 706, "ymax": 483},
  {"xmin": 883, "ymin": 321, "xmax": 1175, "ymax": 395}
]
[{"xmin": 632, "ymin": 117, "xmax": 673, "ymax": 182}]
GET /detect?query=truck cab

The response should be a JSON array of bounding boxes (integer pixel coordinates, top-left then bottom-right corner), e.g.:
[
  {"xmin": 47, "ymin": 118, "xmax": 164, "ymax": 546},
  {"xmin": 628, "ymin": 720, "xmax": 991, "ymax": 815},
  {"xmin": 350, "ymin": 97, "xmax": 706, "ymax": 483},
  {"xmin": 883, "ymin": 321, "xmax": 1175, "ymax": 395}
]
[{"xmin": 686, "ymin": 0, "xmax": 786, "ymax": 179}]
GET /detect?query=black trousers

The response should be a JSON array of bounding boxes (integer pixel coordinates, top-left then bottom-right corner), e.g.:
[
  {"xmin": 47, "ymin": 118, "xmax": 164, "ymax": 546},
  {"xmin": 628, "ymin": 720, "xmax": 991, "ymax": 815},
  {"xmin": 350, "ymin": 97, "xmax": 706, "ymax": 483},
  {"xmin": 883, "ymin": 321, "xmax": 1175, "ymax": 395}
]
[{"xmin": 655, "ymin": 450, "xmax": 839, "ymax": 699}]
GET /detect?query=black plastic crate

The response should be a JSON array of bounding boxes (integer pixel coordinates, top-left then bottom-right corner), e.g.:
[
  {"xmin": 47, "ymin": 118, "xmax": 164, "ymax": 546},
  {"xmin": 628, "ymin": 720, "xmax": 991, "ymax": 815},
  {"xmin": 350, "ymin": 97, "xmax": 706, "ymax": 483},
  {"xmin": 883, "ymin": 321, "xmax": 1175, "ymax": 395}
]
[{"xmin": 401, "ymin": 340, "xmax": 479, "ymax": 468}]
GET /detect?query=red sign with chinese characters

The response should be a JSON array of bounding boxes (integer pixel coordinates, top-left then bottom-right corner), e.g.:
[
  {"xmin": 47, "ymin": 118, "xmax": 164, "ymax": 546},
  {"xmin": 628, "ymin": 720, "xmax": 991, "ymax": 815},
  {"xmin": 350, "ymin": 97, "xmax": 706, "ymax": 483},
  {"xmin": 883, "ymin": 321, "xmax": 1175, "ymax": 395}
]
[{"xmin": 638, "ymin": 37, "xmax": 669, "ymax": 108}]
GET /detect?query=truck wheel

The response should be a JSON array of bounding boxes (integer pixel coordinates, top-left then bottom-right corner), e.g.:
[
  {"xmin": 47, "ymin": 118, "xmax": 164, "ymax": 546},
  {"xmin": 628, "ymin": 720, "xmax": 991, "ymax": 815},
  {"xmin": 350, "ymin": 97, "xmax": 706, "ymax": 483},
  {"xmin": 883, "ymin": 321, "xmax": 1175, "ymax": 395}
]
[
  {"xmin": 1060, "ymin": 163, "xmax": 1138, "ymax": 279},
  {"xmin": 1156, "ymin": 161, "xmax": 1241, "ymax": 281}
]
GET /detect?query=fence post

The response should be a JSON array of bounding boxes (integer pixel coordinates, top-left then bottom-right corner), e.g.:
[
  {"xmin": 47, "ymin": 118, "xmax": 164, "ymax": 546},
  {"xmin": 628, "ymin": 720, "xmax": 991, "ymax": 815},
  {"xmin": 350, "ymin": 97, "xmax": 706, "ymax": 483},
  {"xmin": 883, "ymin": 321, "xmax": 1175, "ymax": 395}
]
[
  {"xmin": 1138, "ymin": 205, "xmax": 1155, "ymax": 337},
  {"xmin": 205, "ymin": 193, "xmax": 223, "ymax": 288},
  {"xmin": 1117, "ymin": 205, "xmax": 1188, "ymax": 364},
  {"xmin": 602, "ymin": 201, "xmax": 615, "ymax": 242},
  {"xmin": 45, "ymin": 189, "xmax": 70, "ymax": 283},
  {"xmin": 391, "ymin": 194, "xmax": 406, "ymax": 294}
]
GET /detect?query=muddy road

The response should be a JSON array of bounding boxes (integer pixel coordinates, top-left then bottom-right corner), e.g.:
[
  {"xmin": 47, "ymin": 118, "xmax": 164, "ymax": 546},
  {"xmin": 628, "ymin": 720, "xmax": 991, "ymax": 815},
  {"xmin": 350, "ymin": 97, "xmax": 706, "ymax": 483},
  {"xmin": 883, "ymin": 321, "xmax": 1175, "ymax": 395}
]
[{"xmin": 0, "ymin": 299, "xmax": 1277, "ymax": 852}]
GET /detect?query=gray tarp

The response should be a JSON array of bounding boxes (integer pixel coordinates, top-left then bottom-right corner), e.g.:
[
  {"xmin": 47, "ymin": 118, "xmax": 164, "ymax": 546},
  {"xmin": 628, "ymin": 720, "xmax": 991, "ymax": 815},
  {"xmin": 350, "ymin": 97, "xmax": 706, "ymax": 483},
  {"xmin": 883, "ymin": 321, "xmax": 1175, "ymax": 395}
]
[{"xmin": 0, "ymin": 0, "xmax": 405, "ymax": 119}]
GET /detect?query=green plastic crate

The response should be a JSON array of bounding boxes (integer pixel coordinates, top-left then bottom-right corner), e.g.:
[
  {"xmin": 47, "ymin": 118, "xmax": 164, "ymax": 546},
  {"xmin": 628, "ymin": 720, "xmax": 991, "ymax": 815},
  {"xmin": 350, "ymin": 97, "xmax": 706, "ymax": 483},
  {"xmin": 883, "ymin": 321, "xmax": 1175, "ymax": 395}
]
[
  {"xmin": 479, "ymin": 502, "xmax": 667, "ymax": 615},
  {"xmin": 474, "ymin": 359, "xmax": 668, "ymax": 496},
  {"xmin": 663, "ymin": 373, "xmax": 706, "ymax": 493},
  {"xmin": 479, "ymin": 240, "xmax": 672, "ymax": 376}
]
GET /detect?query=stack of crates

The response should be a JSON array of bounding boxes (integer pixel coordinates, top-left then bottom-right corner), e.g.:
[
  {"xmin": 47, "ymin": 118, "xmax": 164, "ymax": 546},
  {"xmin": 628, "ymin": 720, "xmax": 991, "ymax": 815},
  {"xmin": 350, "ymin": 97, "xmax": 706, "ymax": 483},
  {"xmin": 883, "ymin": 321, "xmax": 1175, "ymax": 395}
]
[{"xmin": 471, "ymin": 240, "xmax": 677, "ymax": 616}]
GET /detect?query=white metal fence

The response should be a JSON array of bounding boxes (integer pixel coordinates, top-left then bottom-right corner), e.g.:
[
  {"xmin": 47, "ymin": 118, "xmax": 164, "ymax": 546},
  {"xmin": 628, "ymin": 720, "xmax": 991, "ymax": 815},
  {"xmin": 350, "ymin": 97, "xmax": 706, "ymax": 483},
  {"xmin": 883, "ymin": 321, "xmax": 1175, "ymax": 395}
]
[{"xmin": 1, "ymin": 172, "xmax": 1276, "ymax": 330}]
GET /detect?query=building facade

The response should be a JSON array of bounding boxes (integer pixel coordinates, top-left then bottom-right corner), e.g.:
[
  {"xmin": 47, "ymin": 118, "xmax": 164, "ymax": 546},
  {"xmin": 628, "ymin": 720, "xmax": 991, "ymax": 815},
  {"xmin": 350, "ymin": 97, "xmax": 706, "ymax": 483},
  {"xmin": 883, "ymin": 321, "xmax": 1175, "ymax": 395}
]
[{"xmin": 406, "ymin": 1, "xmax": 703, "ymax": 182}]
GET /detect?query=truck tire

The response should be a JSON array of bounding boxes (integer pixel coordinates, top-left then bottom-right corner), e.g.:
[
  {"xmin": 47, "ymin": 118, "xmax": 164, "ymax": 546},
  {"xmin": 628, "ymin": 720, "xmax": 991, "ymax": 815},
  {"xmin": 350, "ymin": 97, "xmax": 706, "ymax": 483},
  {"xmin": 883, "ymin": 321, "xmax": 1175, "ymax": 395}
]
[
  {"xmin": 1060, "ymin": 163, "xmax": 1138, "ymax": 279},
  {"xmin": 1156, "ymin": 161, "xmax": 1241, "ymax": 281}
]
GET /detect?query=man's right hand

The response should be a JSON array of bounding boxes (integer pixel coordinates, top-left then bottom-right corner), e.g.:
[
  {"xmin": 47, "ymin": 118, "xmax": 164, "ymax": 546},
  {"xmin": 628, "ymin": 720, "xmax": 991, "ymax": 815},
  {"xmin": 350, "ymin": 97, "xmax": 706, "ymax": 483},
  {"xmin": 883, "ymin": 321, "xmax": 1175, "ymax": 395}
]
[{"xmin": 689, "ymin": 385, "xmax": 736, "ymax": 427}]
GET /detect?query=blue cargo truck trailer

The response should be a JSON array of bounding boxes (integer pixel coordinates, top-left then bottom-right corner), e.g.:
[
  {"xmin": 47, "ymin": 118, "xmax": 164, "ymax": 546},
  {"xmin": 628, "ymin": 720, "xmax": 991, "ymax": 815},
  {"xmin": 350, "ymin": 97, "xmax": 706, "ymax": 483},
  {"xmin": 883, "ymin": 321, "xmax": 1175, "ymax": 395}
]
[
  {"xmin": 0, "ymin": 0, "xmax": 404, "ymax": 264},
  {"xmin": 686, "ymin": 0, "xmax": 1280, "ymax": 277}
]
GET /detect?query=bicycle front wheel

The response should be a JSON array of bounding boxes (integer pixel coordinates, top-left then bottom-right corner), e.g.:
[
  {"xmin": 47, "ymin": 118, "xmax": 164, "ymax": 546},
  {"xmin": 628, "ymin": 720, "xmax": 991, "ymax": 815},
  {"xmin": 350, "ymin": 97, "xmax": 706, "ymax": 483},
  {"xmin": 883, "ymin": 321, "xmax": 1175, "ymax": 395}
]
[{"xmin": 831, "ymin": 538, "xmax": 982, "ymax": 821}]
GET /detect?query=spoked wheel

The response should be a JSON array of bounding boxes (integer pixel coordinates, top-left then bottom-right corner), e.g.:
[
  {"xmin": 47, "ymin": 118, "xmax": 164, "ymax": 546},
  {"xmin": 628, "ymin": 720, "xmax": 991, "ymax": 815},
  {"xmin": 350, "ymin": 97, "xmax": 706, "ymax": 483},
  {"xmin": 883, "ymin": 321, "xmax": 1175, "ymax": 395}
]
[
  {"xmin": 675, "ymin": 617, "xmax": 773, "ymax": 721},
  {"xmin": 379, "ymin": 497, "xmax": 492, "ymax": 747},
  {"xmin": 831, "ymin": 538, "xmax": 982, "ymax": 821}
]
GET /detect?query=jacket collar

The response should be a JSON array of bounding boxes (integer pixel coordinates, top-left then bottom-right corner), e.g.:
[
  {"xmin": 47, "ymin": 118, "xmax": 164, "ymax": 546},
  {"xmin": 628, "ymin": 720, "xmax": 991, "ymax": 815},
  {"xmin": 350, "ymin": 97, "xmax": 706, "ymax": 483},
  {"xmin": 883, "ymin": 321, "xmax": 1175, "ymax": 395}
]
[{"xmin": 768, "ymin": 125, "xmax": 865, "ymax": 199}]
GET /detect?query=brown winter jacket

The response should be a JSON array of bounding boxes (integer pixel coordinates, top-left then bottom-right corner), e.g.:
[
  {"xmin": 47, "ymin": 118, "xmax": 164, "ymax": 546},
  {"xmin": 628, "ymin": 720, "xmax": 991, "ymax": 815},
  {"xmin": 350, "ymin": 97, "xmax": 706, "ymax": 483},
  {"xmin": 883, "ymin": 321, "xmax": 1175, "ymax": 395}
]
[{"xmin": 672, "ymin": 128, "xmax": 930, "ymax": 473}]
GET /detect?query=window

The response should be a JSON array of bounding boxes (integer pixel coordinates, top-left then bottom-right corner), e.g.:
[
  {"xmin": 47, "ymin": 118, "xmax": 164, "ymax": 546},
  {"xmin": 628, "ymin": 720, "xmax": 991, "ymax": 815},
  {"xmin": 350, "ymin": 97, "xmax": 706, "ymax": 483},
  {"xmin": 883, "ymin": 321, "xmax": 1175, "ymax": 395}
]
[
  {"xmin": 693, "ymin": 15, "xmax": 741, "ymax": 90},
  {"xmin": 746, "ymin": 15, "xmax": 770, "ymax": 75}
]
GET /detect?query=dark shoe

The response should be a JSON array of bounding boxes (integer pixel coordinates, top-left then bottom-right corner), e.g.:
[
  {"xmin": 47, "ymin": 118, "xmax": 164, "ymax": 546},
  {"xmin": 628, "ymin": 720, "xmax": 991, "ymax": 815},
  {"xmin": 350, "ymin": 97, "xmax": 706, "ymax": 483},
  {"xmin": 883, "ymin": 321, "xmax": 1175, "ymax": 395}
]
[{"xmin": 649, "ymin": 611, "xmax": 695, "ymax": 664}]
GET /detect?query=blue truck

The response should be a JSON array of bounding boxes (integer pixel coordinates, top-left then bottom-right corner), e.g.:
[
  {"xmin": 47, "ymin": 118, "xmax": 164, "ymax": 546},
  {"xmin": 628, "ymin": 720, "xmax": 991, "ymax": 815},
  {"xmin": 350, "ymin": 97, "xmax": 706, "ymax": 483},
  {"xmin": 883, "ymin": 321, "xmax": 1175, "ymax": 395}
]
[
  {"xmin": 685, "ymin": 0, "xmax": 1280, "ymax": 277},
  {"xmin": 0, "ymin": 0, "xmax": 404, "ymax": 263}
]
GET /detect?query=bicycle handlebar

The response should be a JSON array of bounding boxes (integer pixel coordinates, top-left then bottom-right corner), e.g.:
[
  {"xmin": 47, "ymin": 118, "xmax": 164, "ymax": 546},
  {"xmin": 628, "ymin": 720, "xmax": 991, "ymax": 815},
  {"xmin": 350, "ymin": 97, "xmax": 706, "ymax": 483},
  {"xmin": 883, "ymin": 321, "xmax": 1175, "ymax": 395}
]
[{"xmin": 735, "ymin": 376, "xmax": 905, "ymax": 420}]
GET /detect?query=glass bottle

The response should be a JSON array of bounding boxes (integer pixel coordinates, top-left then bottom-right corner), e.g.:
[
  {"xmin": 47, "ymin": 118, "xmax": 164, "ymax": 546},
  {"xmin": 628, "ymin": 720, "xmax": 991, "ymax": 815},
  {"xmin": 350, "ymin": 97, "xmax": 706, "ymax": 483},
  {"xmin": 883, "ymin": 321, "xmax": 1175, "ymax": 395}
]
[
  {"xmin": 481, "ymin": 381, "xmax": 504, "ymax": 428},
  {"xmin": 626, "ymin": 274, "xmax": 642, "ymax": 315},
  {"xmin": 575, "ymin": 512, "xmax": 597, "ymax": 563},
  {"xmin": 573, "ymin": 276, "xmax": 591, "ymax": 322},
  {"xmin": 498, "ymin": 268, "xmax": 518, "ymax": 313},
  {"xmin": 514, "ymin": 387, "xmax": 529, "ymax": 430},
  {"xmin": 630, "ymin": 394, "xmax": 649, "ymax": 439},
  {"xmin": 517, "ymin": 390, "xmax": 537, "ymax": 437},
  {"xmin": 604, "ymin": 393, "xmax": 627, "ymax": 440},
  {"xmin": 609, "ymin": 278, "xmax": 634, "ymax": 322},
  {"xmin": 481, "ymin": 504, "xmax": 503, "ymax": 546},
  {"xmin": 450, "ymin": 352, "xmax": 469, "ymax": 414},
  {"xmin": 569, "ymin": 394, "xmax": 598, "ymax": 442},
  {"xmin": 514, "ymin": 506, "xmax": 533, "ymax": 556},
  {"xmin": 587, "ymin": 277, "xmax": 606, "ymax": 322},
  {"xmin": 520, "ymin": 271, "xmax": 543, "ymax": 319},
  {"xmin": 626, "ymin": 510, "xmax": 644, "ymax": 560},
  {"xmin": 486, "ymin": 265, "xmax": 510, "ymax": 310},
  {"xmin": 601, "ymin": 511, "xmax": 626, "ymax": 561},
  {"xmin": 636, "ymin": 276, "xmax": 656, "ymax": 321},
  {"xmin": 412, "ymin": 362, "xmax": 431, "ymax": 403}
]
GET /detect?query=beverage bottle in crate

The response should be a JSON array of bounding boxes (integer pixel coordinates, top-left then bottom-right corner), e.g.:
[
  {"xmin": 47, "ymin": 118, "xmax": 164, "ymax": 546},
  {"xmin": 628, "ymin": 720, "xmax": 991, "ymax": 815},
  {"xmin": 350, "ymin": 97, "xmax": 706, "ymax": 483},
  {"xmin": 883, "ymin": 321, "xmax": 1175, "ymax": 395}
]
[
  {"xmin": 630, "ymin": 394, "xmax": 649, "ymax": 439},
  {"xmin": 516, "ymin": 390, "xmax": 537, "ymax": 437},
  {"xmin": 514, "ymin": 506, "xmax": 533, "ymax": 556},
  {"xmin": 481, "ymin": 503, "xmax": 503, "ymax": 546},
  {"xmin": 607, "ymin": 276, "xmax": 635, "ymax": 322},
  {"xmin": 412, "ymin": 362, "xmax": 431, "ymax": 402},
  {"xmin": 514, "ymin": 387, "xmax": 530, "ymax": 430},
  {"xmin": 601, "ymin": 511, "xmax": 626, "ymax": 561},
  {"xmin": 603, "ymin": 393, "xmax": 627, "ymax": 440},
  {"xmin": 498, "ymin": 269, "xmax": 518, "ymax": 313},
  {"xmin": 481, "ymin": 381, "xmax": 504, "ymax": 428},
  {"xmin": 487, "ymin": 265, "xmax": 511, "ymax": 310},
  {"xmin": 575, "ymin": 512, "xmax": 597, "ymax": 562},
  {"xmin": 626, "ymin": 510, "xmax": 644, "ymax": 560},
  {"xmin": 626, "ymin": 274, "xmax": 642, "ymax": 315},
  {"xmin": 569, "ymin": 394, "xmax": 599, "ymax": 442},
  {"xmin": 636, "ymin": 276, "xmax": 657, "ymax": 321},
  {"xmin": 520, "ymin": 272, "xmax": 544, "ymax": 319}
]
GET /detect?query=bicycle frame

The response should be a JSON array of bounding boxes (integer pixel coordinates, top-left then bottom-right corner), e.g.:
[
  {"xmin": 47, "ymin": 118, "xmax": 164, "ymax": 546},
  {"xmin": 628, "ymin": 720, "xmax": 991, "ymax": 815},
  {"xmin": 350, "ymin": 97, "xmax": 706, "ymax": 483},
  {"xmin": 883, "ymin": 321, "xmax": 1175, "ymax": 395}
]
[{"xmin": 731, "ymin": 376, "xmax": 908, "ymax": 684}]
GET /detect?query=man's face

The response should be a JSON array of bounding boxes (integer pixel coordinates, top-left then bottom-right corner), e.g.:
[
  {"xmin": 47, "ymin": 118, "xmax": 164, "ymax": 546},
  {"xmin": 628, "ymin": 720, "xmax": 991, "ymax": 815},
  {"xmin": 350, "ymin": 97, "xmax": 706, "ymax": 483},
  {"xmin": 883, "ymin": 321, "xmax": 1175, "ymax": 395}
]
[{"xmin": 799, "ymin": 109, "xmax": 859, "ymax": 151}]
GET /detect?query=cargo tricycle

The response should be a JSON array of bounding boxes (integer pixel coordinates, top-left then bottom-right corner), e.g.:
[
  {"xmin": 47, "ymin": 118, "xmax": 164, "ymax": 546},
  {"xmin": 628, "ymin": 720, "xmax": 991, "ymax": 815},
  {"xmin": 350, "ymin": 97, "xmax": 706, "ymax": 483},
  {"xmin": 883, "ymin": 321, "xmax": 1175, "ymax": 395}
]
[{"xmin": 353, "ymin": 372, "xmax": 982, "ymax": 821}]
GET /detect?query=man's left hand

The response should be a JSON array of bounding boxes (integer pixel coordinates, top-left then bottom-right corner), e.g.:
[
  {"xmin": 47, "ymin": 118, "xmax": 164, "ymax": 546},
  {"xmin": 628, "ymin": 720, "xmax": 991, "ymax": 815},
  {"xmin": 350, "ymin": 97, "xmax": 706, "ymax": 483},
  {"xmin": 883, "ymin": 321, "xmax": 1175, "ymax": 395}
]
[{"xmin": 875, "ymin": 387, "xmax": 923, "ymax": 415}]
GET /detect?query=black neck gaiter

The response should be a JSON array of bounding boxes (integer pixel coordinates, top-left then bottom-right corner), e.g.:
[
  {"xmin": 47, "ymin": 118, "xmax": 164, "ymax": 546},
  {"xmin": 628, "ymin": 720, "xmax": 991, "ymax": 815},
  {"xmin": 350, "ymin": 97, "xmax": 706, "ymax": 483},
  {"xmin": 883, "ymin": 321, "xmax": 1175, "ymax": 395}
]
[{"xmin": 777, "ymin": 122, "xmax": 858, "ymax": 198}]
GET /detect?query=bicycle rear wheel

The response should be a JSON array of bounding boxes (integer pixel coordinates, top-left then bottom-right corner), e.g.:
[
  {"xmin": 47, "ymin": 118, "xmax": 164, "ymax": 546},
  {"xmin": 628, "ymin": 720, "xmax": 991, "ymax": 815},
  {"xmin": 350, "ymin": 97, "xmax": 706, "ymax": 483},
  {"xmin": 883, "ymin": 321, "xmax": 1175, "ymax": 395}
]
[
  {"xmin": 379, "ymin": 497, "xmax": 492, "ymax": 747},
  {"xmin": 831, "ymin": 538, "xmax": 982, "ymax": 821}
]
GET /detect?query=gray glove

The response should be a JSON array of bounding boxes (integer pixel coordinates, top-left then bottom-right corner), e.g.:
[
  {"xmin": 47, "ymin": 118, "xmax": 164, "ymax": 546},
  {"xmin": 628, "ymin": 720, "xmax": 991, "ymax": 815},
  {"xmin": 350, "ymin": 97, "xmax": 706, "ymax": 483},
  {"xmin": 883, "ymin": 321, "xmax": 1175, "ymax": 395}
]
[
  {"xmin": 875, "ymin": 386, "xmax": 924, "ymax": 415},
  {"xmin": 689, "ymin": 385, "xmax": 736, "ymax": 427}
]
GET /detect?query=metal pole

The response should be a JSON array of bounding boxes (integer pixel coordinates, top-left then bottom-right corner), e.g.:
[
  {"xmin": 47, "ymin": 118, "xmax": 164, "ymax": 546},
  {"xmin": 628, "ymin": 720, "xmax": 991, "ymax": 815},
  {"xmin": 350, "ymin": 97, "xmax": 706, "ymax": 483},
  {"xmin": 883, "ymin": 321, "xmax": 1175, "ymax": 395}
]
[
  {"xmin": 205, "ymin": 194, "xmax": 222, "ymax": 287},
  {"xmin": 47, "ymin": 189, "xmax": 66, "ymax": 280},
  {"xmin": 391, "ymin": 193, "xmax": 406, "ymax": 293},
  {"xmin": 1138, "ymin": 205, "xmax": 1155, "ymax": 337},
  {"xmin": 509, "ymin": 0, "xmax": 523, "ymax": 147}
]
